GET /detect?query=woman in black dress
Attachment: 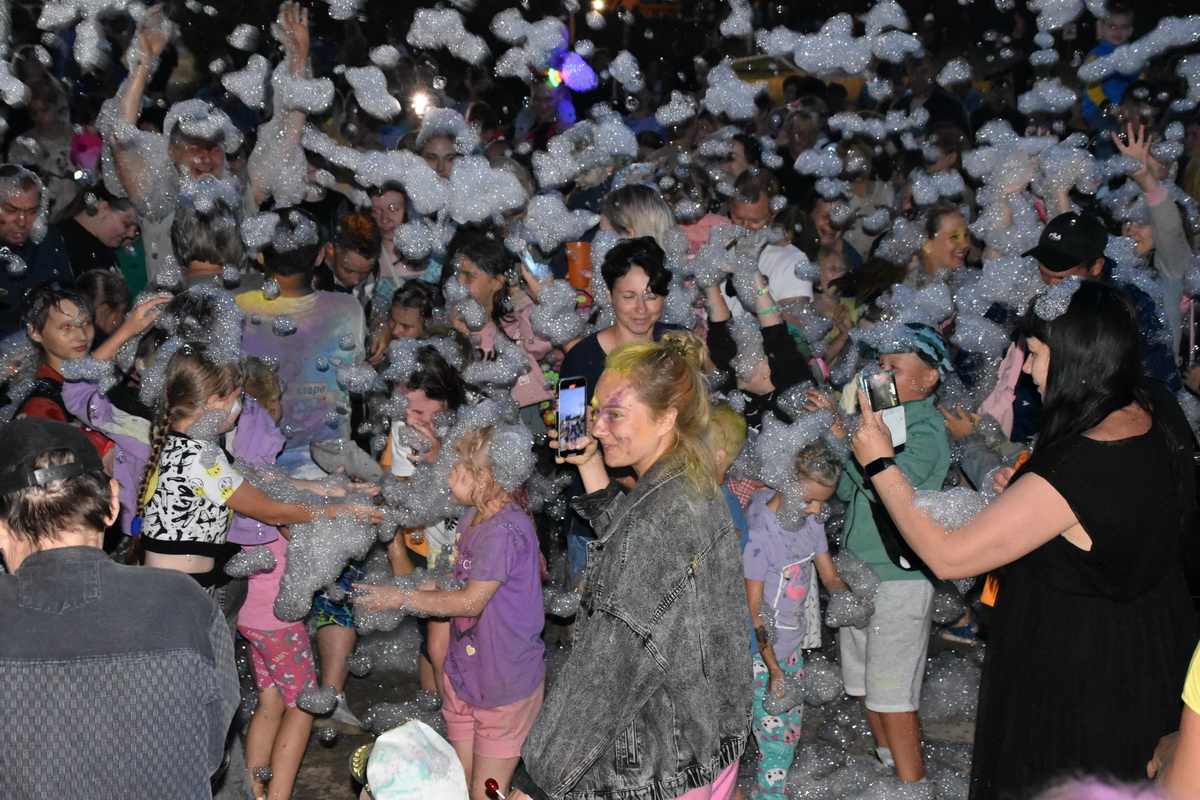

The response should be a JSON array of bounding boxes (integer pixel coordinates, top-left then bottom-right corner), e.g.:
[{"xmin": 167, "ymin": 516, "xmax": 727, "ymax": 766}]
[{"xmin": 851, "ymin": 279, "xmax": 1197, "ymax": 799}]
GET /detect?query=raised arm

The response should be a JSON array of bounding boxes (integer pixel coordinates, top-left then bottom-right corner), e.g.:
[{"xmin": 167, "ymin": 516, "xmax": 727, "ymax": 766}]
[
  {"xmin": 247, "ymin": 1, "xmax": 312, "ymax": 207},
  {"xmin": 851, "ymin": 398, "xmax": 1078, "ymax": 579},
  {"xmin": 1114, "ymin": 123, "xmax": 1192, "ymax": 280},
  {"xmin": 105, "ymin": 11, "xmax": 172, "ymax": 210}
]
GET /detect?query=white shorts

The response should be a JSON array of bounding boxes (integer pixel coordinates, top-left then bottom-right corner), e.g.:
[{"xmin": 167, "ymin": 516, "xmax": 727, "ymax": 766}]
[{"xmin": 838, "ymin": 579, "xmax": 934, "ymax": 713}]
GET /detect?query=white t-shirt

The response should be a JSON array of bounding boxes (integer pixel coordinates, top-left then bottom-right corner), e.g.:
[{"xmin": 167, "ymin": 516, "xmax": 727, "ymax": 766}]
[
  {"xmin": 725, "ymin": 243, "xmax": 814, "ymax": 318},
  {"xmin": 387, "ymin": 420, "xmax": 456, "ymax": 566}
]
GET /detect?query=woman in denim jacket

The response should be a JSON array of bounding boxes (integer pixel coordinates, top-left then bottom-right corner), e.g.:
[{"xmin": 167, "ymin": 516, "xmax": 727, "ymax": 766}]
[{"xmin": 510, "ymin": 331, "xmax": 753, "ymax": 800}]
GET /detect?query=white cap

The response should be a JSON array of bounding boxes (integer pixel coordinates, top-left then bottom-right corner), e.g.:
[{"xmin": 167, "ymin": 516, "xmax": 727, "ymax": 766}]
[{"xmin": 367, "ymin": 720, "xmax": 469, "ymax": 800}]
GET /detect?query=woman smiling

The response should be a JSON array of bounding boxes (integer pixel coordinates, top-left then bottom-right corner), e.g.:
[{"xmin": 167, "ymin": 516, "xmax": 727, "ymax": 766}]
[{"xmin": 509, "ymin": 331, "xmax": 752, "ymax": 800}]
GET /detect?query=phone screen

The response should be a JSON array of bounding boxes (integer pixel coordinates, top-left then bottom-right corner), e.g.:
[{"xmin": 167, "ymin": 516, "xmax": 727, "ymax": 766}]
[
  {"xmin": 557, "ymin": 376, "xmax": 588, "ymax": 454},
  {"xmin": 520, "ymin": 246, "xmax": 542, "ymax": 275},
  {"xmin": 858, "ymin": 371, "xmax": 900, "ymax": 411}
]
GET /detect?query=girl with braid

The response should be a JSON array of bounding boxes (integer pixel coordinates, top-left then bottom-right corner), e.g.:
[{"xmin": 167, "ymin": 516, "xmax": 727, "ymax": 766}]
[{"xmin": 134, "ymin": 342, "xmax": 382, "ymax": 588}]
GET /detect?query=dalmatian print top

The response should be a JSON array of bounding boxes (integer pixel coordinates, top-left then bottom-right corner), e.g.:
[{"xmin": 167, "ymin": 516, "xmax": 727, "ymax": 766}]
[{"xmin": 140, "ymin": 434, "xmax": 244, "ymax": 557}]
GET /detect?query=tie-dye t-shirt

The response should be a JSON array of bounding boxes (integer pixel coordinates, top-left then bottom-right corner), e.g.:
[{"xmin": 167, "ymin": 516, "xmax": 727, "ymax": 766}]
[
  {"xmin": 237, "ymin": 289, "xmax": 365, "ymax": 475},
  {"xmin": 742, "ymin": 489, "xmax": 828, "ymax": 658}
]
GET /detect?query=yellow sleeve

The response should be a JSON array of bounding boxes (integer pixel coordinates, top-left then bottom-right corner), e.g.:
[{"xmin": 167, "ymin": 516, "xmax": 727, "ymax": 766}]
[{"xmin": 1183, "ymin": 645, "xmax": 1200, "ymax": 714}]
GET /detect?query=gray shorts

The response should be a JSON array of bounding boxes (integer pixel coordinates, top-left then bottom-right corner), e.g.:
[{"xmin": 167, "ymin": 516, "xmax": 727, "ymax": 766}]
[{"xmin": 838, "ymin": 579, "xmax": 934, "ymax": 713}]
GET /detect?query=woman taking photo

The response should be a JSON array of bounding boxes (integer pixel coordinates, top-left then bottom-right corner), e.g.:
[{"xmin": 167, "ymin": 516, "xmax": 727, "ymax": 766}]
[
  {"xmin": 509, "ymin": 331, "xmax": 752, "ymax": 800},
  {"xmin": 851, "ymin": 279, "xmax": 1197, "ymax": 800}
]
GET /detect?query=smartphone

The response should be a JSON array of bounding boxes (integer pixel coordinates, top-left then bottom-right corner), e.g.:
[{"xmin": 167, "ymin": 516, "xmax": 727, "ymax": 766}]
[
  {"xmin": 557, "ymin": 376, "xmax": 588, "ymax": 455},
  {"xmin": 518, "ymin": 245, "xmax": 555, "ymax": 286},
  {"xmin": 857, "ymin": 370, "xmax": 907, "ymax": 448},
  {"xmin": 858, "ymin": 371, "xmax": 900, "ymax": 411}
]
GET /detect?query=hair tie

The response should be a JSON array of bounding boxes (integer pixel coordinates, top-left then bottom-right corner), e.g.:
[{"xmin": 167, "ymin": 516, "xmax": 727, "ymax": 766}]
[{"xmin": 662, "ymin": 337, "xmax": 688, "ymax": 356}]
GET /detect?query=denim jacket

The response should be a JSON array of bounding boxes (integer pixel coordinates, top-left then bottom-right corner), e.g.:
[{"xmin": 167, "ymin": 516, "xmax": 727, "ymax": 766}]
[
  {"xmin": 0, "ymin": 546, "xmax": 239, "ymax": 798},
  {"xmin": 513, "ymin": 461, "xmax": 753, "ymax": 800}
]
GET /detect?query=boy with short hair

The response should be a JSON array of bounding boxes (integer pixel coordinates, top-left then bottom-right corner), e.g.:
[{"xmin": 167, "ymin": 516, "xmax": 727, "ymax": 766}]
[{"xmin": 833, "ymin": 323, "xmax": 952, "ymax": 787}]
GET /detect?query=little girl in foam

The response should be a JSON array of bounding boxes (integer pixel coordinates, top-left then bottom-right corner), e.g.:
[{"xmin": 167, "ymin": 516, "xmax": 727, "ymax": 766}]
[
  {"xmin": 233, "ymin": 359, "xmax": 317, "ymax": 800},
  {"xmin": 136, "ymin": 342, "xmax": 381, "ymax": 588},
  {"xmin": 743, "ymin": 442, "xmax": 849, "ymax": 798},
  {"xmin": 355, "ymin": 425, "xmax": 545, "ymax": 800}
]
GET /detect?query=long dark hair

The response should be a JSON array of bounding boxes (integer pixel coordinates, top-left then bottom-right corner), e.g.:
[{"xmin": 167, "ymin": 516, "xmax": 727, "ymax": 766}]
[{"xmin": 1018, "ymin": 280, "xmax": 1148, "ymax": 453}]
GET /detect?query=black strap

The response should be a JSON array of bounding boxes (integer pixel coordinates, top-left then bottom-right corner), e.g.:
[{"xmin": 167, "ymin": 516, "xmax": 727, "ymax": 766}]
[{"xmin": 868, "ymin": 500, "xmax": 936, "ymax": 581}]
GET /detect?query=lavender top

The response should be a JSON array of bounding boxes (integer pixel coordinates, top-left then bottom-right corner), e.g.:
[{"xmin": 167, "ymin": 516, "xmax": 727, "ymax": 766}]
[
  {"xmin": 742, "ymin": 489, "xmax": 828, "ymax": 659},
  {"xmin": 442, "ymin": 502, "xmax": 546, "ymax": 708}
]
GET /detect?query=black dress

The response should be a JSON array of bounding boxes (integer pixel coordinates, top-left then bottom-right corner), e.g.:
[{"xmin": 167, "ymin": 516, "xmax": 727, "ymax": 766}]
[{"xmin": 970, "ymin": 382, "xmax": 1199, "ymax": 799}]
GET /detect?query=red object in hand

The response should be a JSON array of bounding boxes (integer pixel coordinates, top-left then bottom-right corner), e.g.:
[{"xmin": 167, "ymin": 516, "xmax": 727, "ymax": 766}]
[{"xmin": 485, "ymin": 778, "xmax": 505, "ymax": 798}]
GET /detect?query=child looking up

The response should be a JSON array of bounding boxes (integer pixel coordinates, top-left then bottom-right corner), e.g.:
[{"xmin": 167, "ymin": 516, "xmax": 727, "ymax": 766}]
[
  {"xmin": 136, "ymin": 342, "xmax": 382, "ymax": 587},
  {"xmin": 743, "ymin": 442, "xmax": 849, "ymax": 799},
  {"xmin": 355, "ymin": 425, "xmax": 545, "ymax": 800}
]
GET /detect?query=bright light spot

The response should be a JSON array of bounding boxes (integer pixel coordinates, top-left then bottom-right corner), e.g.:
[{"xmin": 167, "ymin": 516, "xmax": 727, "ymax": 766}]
[
  {"xmin": 591, "ymin": 0, "xmax": 604, "ymax": 10},
  {"xmin": 410, "ymin": 91, "xmax": 433, "ymax": 119}
]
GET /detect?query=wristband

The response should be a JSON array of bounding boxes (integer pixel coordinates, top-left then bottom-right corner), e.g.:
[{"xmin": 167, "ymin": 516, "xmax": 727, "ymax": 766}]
[
  {"xmin": 864, "ymin": 456, "xmax": 896, "ymax": 477},
  {"xmin": 756, "ymin": 305, "xmax": 779, "ymax": 316}
]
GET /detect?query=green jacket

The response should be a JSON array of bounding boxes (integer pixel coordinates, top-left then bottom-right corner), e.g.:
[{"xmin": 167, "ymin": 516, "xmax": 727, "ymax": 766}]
[{"xmin": 837, "ymin": 395, "xmax": 951, "ymax": 582}]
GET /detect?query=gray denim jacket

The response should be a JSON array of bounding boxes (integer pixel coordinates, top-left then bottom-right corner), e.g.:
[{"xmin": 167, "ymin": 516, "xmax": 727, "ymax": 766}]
[{"xmin": 514, "ymin": 461, "xmax": 753, "ymax": 800}]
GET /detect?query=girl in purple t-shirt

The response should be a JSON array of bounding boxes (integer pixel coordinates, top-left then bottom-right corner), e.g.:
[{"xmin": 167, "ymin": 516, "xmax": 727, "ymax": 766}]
[
  {"xmin": 743, "ymin": 443, "xmax": 849, "ymax": 798},
  {"xmin": 355, "ymin": 425, "xmax": 545, "ymax": 799}
]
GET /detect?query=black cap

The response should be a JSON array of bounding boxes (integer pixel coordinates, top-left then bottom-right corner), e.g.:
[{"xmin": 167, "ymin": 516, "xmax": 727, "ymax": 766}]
[
  {"xmin": 1022, "ymin": 212, "xmax": 1108, "ymax": 273},
  {"xmin": 0, "ymin": 419, "xmax": 106, "ymax": 496}
]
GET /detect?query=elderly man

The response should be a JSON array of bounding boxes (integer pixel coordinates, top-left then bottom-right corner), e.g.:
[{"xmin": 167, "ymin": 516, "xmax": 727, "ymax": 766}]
[
  {"xmin": 0, "ymin": 418, "xmax": 239, "ymax": 798},
  {"xmin": 0, "ymin": 164, "xmax": 71, "ymax": 334}
]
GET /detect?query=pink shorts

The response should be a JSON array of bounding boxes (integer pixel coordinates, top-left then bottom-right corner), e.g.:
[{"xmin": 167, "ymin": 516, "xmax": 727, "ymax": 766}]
[
  {"xmin": 675, "ymin": 760, "xmax": 739, "ymax": 800},
  {"xmin": 239, "ymin": 623, "xmax": 318, "ymax": 708},
  {"xmin": 441, "ymin": 675, "xmax": 544, "ymax": 759}
]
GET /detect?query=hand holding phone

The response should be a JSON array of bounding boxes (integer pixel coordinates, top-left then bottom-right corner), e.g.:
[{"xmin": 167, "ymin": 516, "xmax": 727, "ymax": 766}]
[
  {"xmin": 857, "ymin": 371, "xmax": 907, "ymax": 448},
  {"xmin": 557, "ymin": 376, "xmax": 588, "ymax": 456}
]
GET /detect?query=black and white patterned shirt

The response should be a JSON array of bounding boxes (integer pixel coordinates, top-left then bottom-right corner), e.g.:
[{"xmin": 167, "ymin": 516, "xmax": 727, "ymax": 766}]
[{"xmin": 141, "ymin": 433, "xmax": 244, "ymax": 556}]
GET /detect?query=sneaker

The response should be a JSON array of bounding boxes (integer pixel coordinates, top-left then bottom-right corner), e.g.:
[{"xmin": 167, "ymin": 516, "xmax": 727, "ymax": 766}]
[
  {"xmin": 939, "ymin": 622, "xmax": 984, "ymax": 645},
  {"xmin": 315, "ymin": 692, "xmax": 366, "ymax": 735}
]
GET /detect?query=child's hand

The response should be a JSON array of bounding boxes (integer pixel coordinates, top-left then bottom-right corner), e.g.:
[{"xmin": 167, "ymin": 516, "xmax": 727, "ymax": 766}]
[
  {"xmin": 768, "ymin": 669, "xmax": 787, "ymax": 700},
  {"xmin": 992, "ymin": 466, "xmax": 1016, "ymax": 495},
  {"xmin": 803, "ymin": 388, "xmax": 846, "ymax": 437},
  {"xmin": 120, "ymin": 293, "xmax": 172, "ymax": 336},
  {"xmin": 329, "ymin": 503, "xmax": 385, "ymax": 523},
  {"xmin": 940, "ymin": 406, "xmax": 980, "ymax": 440},
  {"xmin": 406, "ymin": 418, "xmax": 441, "ymax": 463},
  {"xmin": 352, "ymin": 582, "xmax": 409, "ymax": 613}
]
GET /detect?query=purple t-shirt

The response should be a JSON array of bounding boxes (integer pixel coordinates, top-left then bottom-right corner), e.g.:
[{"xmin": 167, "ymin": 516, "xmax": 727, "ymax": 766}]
[
  {"xmin": 742, "ymin": 489, "xmax": 828, "ymax": 659},
  {"xmin": 443, "ymin": 502, "xmax": 546, "ymax": 708}
]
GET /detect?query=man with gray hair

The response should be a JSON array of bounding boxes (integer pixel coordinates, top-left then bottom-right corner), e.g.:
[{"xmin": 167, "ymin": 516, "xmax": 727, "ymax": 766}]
[
  {"xmin": 0, "ymin": 418, "xmax": 239, "ymax": 798},
  {"xmin": 99, "ymin": 2, "xmax": 315, "ymax": 284},
  {"xmin": 0, "ymin": 163, "xmax": 71, "ymax": 334}
]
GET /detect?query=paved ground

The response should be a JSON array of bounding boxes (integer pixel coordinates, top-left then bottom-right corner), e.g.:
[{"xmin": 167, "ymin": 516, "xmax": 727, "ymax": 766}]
[{"xmin": 288, "ymin": 627, "xmax": 978, "ymax": 799}]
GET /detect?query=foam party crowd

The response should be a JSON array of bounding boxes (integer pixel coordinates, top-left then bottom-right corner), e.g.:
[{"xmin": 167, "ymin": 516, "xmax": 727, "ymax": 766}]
[{"xmin": 2, "ymin": 0, "xmax": 1200, "ymax": 798}]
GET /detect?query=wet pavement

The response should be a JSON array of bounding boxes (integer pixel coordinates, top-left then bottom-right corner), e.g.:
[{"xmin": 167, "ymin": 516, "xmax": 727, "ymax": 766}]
[{"xmin": 290, "ymin": 626, "xmax": 978, "ymax": 799}]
